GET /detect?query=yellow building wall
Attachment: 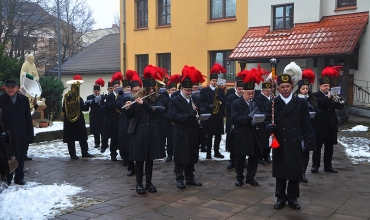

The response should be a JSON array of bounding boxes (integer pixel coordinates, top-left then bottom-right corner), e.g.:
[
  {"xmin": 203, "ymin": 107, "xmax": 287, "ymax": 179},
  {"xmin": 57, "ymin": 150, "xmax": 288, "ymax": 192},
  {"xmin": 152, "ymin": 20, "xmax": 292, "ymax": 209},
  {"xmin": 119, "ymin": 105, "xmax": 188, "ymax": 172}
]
[{"xmin": 120, "ymin": 0, "xmax": 248, "ymax": 84}]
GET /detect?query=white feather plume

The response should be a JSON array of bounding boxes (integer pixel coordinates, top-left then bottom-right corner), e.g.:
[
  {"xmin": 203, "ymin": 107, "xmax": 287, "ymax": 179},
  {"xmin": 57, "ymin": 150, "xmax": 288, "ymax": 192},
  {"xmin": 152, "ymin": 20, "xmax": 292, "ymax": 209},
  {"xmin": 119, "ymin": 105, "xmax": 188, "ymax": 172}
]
[{"xmin": 283, "ymin": 62, "xmax": 302, "ymax": 81}]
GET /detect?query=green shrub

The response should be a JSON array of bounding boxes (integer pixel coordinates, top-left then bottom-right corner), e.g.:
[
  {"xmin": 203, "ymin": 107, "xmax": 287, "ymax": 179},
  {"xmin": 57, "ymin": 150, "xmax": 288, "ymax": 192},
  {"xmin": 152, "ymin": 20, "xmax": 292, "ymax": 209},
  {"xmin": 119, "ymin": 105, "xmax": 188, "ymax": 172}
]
[{"xmin": 39, "ymin": 76, "xmax": 66, "ymax": 121}]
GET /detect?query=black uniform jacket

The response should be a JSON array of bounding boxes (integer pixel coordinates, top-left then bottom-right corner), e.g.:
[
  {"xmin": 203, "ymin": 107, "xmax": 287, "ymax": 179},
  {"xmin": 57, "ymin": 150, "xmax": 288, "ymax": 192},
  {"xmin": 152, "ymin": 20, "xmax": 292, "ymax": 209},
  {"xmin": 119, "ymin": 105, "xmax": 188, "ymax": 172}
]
[
  {"xmin": 116, "ymin": 95, "xmax": 132, "ymax": 152},
  {"xmin": 86, "ymin": 94, "xmax": 104, "ymax": 135},
  {"xmin": 253, "ymin": 93, "xmax": 271, "ymax": 150},
  {"xmin": 312, "ymin": 91, "xmax": 344, "ymax": 145},
  {"xmin": 199, "ymin": 86, "xmax": 226, "ymax": 135},
  {"xmin": 0, "ymin": 93, "xmax": 33, "ymax": 157},
  {"xmin": 265, "ymin": 95, "xmax": 313, "ymax": 180},
  {"xmin": 62, "ymin": 97, "xmax": 89, "ymax": 143},
  {"xmin": 102, "ymin": 92, "xmax": 120, "ymax": 139},
  {"xmin": 169, "ymin": 94, "xmax": 205, "ymax": 165},
  {"xmin": 231, "ymin": 97, "xmax": 258, "ymax": 156},
  {"xmin": 126, "ymin": 98, "xmax": 166, "ymax": 161},
  {"xmin": 225, "ymin": 93, "xmax": 240, "ymax": 133}
]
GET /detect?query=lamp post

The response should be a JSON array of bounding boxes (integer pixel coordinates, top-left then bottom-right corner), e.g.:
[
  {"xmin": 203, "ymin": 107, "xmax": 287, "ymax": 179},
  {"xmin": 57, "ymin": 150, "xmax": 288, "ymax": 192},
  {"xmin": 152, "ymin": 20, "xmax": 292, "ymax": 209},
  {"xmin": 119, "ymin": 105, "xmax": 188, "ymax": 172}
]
[{"xmin": 57, "ymin": 0, "xmax": 61, "ymax": 80}]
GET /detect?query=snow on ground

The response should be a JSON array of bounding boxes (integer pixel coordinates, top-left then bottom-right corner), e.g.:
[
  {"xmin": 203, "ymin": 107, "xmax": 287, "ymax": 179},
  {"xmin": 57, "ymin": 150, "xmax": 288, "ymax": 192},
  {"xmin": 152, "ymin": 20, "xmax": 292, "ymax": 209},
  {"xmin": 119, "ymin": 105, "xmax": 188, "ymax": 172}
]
[
  {"xmin": 338, "ymin": 136, "xmax": 370, "ymax": 164},
  {"xmin": 30, "ymin": 122, "xmax": 230, "ymax": 161},
  {"xmin": 341, "ymin": 125, "xmax": 368, "ymax": 132},
  {"xmin": 0, "ymin": 182, "xmax": 101, "ymax": 220}
]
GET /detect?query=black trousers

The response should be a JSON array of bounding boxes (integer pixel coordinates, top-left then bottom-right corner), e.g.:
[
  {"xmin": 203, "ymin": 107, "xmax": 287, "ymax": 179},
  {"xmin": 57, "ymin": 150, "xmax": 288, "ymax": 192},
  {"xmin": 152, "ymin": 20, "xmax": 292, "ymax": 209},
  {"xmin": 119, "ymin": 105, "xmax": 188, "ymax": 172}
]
[
  {"xmin": 109, "ymin": 137, "xmax": 118, "ymax": 158},
  {"xmin": 206, "ymin": 135, "xmax": 221, "ymax": 154},
  {"xmin": 165, "ymin": 119, "xmax": 173, "ymax": 156},
  {"xmin": 275, "ymin": 178, "xmax": 300, "ymax": 202},
  {"xmin": 260, "ymin": 148, "xmax": 271, "ymax": 160},
  {"xmin": 67, "ymin": 140, "xmax": 88, "ymax": 156},
  {"xmin": 175, "ymin": 163, "xmax": 195, "ymax": 183},
  {"xmin": 93, "ymin": 134, "xmax": 101, "ymax": 146},
  {"xmin": 302, "ymin": 150, "xmax": 309, "ymax": 169},
  {"xmin": 312, "ymin": 141, "xmax": 334, "ymax": 169},
  {"xmin": 135, "ymin": 160, "xmax": 153, "ymax": 184},
  {"xmin": 7, "ymin": 154, "xmax": 25, "ymax": 183},
  {"xmin": 235, "ymin": 149, "xmax": 259, "ymax": 181},
  {"xmin": 199, "ymin": 126, "xmax": 207, "ymax": 149}
]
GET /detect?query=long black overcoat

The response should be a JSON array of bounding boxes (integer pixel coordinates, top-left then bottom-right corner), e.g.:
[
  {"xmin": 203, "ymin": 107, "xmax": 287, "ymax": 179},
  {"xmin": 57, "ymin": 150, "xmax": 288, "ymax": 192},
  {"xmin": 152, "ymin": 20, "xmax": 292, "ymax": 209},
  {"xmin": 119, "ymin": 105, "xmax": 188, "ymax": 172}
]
[
  {"xmin": 225, "ymin": 93, "xmax": 240, "ymax": 134},
  {"xmin": 231, "ymin": 97, "xmax": 258, "ymax": 156},
  {"xmin": 169, "ymin": 94, "xmax": 205, "ymax": 165},
  {"xmin": 86, "ymin": 94, "xmax": 104, "ymax": 135},
  {"xmin": 312, "ymin": 91, "xmax": 344, "ymax": 145},
  {"xmin": 126, "ymin": 99, "xmax": 166, "ymax": 161},
  {"xmin": 0, "ymin": 93, "xmax": 33, "ymax": 157},
  {"xmin": 265, "ymin": 95, "xmax": 313, "ymax": 180},
  {"xmin": 253, "ymin": 93, "xmax": 270, "ymax": 151},
  {"xmin": 62, "ymin": 97, "xmax": 89, "ymax": 143},
  {"xmin": 199, "ymin": 87, "xmax": 225, "ymax": 135},
  {"xmin": 116, "ymin": 95, "xmax": 132, "ymax": 153},
  {"xmin": 102, "ymin": 92, "xmax": 120, "ymax": 139}
]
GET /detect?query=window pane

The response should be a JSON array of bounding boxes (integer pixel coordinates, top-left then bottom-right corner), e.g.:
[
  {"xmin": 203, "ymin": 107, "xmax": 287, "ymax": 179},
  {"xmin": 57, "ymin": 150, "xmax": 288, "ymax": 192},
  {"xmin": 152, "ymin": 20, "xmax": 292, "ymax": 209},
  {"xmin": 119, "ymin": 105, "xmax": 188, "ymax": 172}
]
[
  {"xmin": 275, "ymin": 18, "xmax": 284, "ymax": 29},
  {"xmin": 286, "ymin": 17, "xmax": 293, "ymax": 29},
  {"xmin": 225, "ymin": 0, "xmax": 236, "ymax": 17},
  {"xmin": 211, "ymin": 0, "xmax": 223, "ymax": 19},
  {"xmin": 286, "ymin": 5, "xmax": 293, "ymax": 17},
  {"xmin": 167, "ymin": 15, "xmax": 171, "ymax": 24},
  {"xmin": 275, "ymin": 7, "xmax": 283, "ymax": 18}
]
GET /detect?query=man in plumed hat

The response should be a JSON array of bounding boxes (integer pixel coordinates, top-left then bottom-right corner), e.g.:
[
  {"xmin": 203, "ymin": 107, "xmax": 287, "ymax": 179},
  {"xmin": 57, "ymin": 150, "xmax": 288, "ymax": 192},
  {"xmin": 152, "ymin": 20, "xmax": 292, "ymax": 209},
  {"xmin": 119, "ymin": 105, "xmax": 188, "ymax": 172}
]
[
  {"xmin": 169, "ymin": 65, "xmax": 206, "ymax": 189},
  {"xmin": 0, "ymin": 79, "xmax": 34, "ymax": 185},
  {"xmin": 264, "ymin": 73, "xmax": 313, "ymax": 210},
  {"xmin": 311, "ymin": 67, "xmax": 344, "ymax": 174},
  {"xmin": 86, "ymin": 78, "xmax": 105, "ymax": 148}
]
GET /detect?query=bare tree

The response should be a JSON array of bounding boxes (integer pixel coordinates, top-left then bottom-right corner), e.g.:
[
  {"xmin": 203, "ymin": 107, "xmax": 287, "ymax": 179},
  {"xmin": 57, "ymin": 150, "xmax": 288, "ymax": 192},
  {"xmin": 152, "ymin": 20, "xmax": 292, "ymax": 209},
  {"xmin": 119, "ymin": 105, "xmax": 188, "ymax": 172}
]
[{"xmin": 112, "ymin": 12, "xmax": 120, "ymax": 29}]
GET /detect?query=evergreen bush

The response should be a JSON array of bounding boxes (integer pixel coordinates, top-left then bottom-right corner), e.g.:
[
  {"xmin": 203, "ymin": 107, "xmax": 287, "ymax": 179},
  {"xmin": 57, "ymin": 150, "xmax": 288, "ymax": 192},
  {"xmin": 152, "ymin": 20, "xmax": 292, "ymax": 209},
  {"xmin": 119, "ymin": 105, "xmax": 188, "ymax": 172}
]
[{"xmin": 39, "ymin": 76, "xmax": 66, "ymax": 121}]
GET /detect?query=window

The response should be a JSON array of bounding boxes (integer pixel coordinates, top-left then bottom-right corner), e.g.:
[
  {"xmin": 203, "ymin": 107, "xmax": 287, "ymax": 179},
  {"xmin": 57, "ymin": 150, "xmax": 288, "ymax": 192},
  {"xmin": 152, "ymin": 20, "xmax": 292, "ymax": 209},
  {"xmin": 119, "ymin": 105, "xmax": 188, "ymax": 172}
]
[
  {"xmin": 136, "ymin": 0, "xmax": 148, "ymax": 28},
  {"xmin": 158, "ymin": 0, "xmax": 171, "ymax": 26},
  {"xmin": 158, "ymin": 53, "xmax": 171, "ymax": 75},
  {"xmin": 137, "ymin": 54, "xmax": 149, "ymax": 77},
  {"xmin": 210, "ymin": 51, "xmax": 236, "ymax": 81},
  {"xmin": 273, "ymin": 4, "xmax": 294, "ymax": 30},
  {"xmin": 337, "ymin": 0, "xmax": 356, "ymax": 8},
  {"xmin": 210, "ymin": 0, "xmax": 236, "ymax": 20}
]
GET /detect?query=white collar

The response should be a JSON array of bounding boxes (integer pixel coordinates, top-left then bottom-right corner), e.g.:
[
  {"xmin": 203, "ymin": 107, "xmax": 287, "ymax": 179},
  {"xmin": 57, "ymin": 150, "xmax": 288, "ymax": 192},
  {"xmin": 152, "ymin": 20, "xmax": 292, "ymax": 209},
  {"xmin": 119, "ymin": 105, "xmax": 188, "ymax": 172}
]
[
  {"xmin": 279, "ymin": 93, "xmax": 292, "ymax": 104},
  {"xmin": 180, "ymin": 92, "xmax": 190, "ymax": 103},
  {"xmin": 262, "ymin": 93, "xmax": 270, "ymax": 100},
  {"xmin": 210, "ymin": 85, "xmax": 216, "ymax": 91}
]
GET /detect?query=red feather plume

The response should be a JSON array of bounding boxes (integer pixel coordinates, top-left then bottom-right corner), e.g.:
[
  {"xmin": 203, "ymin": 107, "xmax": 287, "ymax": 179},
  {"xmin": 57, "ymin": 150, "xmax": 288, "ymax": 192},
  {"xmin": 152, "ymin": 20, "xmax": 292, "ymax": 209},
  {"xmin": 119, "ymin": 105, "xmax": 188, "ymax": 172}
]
[
  {"xmin": 302, "ymin": 69, "xmax": 316, "ymax": 84},
  {"xmin": 182, "ymin": 65, "xmax": 205, "ymax": 84},
  {"xmin": 322, "ymin": 66, "xmax": 342, "ymax": 78},
  {"xmin": 236, "ymin": 70, "xmax": 249, "ymax": 81},
  {"xmin": 73, "ymin": 74, "xmax": 82, "ymax": 80},
  {"xmin": 210, "ymin": 63, "xmax": 226, "ymax": 75},
  {"xmin": 110, "ymin": 72, "xmax": 123, "ymax": 83},
  {"xmin": 95, "ymin": 78, "xmax": 105, "ymax": 87},
  {"xmin": 143, "ymin": 64, "xmax": 164, "ymax": 81},
  {"xmin": 166, "ymin": 74, "xmax": 181, "ymax": 86},
  {"xmin": 244, "ymin": 68, "xmax": 264, "ymax": 85},
  {"xmin": 125, "ymin": 70, "xmax": 138, "ymax": 80}
]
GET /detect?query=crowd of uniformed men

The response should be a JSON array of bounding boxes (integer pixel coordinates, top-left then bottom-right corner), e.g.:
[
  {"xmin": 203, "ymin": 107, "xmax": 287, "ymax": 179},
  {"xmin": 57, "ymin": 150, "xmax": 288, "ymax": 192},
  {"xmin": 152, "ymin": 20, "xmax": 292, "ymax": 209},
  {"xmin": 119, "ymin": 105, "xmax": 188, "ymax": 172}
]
[{"xmin": 62, "ymin": 61, "xmax": 344, "ymax": 210}]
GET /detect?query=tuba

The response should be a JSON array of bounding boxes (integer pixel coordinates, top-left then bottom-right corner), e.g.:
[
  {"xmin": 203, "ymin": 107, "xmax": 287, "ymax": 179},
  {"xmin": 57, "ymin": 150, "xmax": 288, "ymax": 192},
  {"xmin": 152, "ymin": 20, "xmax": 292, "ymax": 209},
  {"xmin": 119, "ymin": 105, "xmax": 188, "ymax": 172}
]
[
  {"xmin": 64, "ymin": 81, "xmax": 81, "ymax": 122},
  {"xmin": 212, "ymin": 86, "xmax": 222, "ymax": 115},
  {"xmin": 20, "ymin": 73, "xmax": 42, "ymax": 115}
]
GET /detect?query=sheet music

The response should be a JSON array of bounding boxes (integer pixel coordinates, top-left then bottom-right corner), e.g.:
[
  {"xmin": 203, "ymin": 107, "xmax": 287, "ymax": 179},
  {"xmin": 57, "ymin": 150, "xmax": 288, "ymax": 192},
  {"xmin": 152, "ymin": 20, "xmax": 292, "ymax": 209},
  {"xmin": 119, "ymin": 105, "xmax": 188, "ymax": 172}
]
[
  {"xmin": 253, "ymin": 114, "xmax": 265, "ymax": 123},
  {"xmin": 199, "ymin": 113, "xmax": 211, "ymax": 121}
]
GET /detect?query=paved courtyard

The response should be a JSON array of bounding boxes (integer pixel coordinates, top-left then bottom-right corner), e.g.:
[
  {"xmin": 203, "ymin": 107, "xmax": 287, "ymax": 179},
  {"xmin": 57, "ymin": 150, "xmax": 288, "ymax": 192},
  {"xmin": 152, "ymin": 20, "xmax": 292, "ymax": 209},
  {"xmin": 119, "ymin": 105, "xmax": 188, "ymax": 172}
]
[{"xmin": 22, "ymin": 143, "xmax": 370, "ymax": 220}]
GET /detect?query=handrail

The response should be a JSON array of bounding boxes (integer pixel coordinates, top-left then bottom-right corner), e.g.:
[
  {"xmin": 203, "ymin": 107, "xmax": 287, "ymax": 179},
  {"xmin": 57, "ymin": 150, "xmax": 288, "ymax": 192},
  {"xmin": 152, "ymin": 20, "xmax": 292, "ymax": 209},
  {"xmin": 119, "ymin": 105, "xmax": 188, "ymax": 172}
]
[{"xmin": 353, "ymin": 83, "xmax": 370, "ymax": 104}]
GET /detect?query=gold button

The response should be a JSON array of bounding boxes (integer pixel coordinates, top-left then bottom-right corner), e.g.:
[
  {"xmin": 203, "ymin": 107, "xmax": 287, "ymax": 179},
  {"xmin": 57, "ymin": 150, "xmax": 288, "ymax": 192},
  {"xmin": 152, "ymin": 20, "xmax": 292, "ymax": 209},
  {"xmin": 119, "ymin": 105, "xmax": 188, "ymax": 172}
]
[
  {"xmin": 283, "ymin": 128, "xmax": 285, "ymax": 130},
  {"xmin": 284, "ymin": 139, "xmax": 286, "ymax": 141},
  {"xmin": 293, "ymin": 128, "xmax": 295, "ymax": 130}
]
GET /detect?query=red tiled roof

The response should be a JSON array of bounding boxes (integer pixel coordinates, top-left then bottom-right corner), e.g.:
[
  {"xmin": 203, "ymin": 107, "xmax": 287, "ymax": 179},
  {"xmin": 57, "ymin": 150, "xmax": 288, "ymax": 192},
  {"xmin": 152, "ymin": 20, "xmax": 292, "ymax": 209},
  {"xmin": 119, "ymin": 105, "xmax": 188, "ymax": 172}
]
[{"xmin": 228, "ymin": 12, "xmax": 369, "ymax": 61}]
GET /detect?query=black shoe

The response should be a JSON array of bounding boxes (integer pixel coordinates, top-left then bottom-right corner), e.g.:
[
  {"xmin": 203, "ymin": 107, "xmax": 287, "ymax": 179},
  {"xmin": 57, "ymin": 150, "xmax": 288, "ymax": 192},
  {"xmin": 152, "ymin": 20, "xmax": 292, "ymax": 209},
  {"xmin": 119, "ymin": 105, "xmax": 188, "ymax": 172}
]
[
  {"xmin": 324, "ymin": 167, "xmax": 338, "ymax": 173},
  {"xmin": 206, "ymin": 154, "xmax": 211, "ymax": 159},
  {"xmin": 177, "ymin": 182, "xmax": 185, "ymax": 189},
  {"xmin": 244, "ymin": 161, "xmax": 248, "ymax": 169},
  {"xmin": 165, "ymin": 155, "xmax": 173, "ymax": 162},
  {"xmin": 94, "ymin": 145, "xmax": 100, "ymax": 148},
  {"xmin": 127, "ymin": 170, "xmax": 135, "ymax": 176},
  {"xmin": 82, "ymin": 152, "xmax": 94, "ymax": 158},
  {"xmin": 14, "ymin": 180, "xmax": 26, "ymax": 185},
  {"xmin": 288, "ymin": 200, "xmax": 301, "ymax": 210},
  {"xmin": 145, "ymin": 183, "xmax": 157, "ymax": 193},
  {"xmin": 70, "ymin": 155, "xmax": 79, "ymax": 159},
  {"xmin": 136, "ymin": 184, "xmax": 146, "ymax": 194},
  {"xmin": 111, "ymin": 157, "xmax": 118, "ymax": 161},
  {"xmin": 274, "ymin": 200, "xmax": 286, "ymax": 210},
  {"xmin": 186, "ymin": 180, "xmax": 202, "ymax": 186},
  {"xmin": 25, "ymin": 155, "xmax": 32, "ymax": 161},
  {"xmin": 227, "ymin": 162, "xmax": 235, "ymax": 169},
  {"xmin": 235, "ymin": 180, "xmax": 243, "ymax": 187},
  {"xmin": 214, "ymin": 153, "xmax": 224, "ymax": 159},
  {"xmin": 264, "ymin": 156, "xmax": 272, "ymax": 163},
  {"xmin": 301, "ymin": 174, "xmax": 308, "ymax": 183},
  {"xmin": 245, "ymin": 178, "xmax": 259, "ymax": 186},
  {"xmin": 311, "ymin": 166, "xmax": 319, "ymax": 173},
  {"xmin": 258, "ymin": 159, "xmax": 266, "ymax": 164}
]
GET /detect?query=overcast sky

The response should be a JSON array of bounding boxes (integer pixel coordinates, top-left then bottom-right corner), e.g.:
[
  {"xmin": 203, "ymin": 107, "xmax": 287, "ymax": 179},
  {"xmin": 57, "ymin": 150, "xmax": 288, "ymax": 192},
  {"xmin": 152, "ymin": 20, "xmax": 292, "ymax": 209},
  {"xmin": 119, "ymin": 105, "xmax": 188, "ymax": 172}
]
[{"xmin": 88, "ymin": 0, "xmax": 120, "ymax": 29}]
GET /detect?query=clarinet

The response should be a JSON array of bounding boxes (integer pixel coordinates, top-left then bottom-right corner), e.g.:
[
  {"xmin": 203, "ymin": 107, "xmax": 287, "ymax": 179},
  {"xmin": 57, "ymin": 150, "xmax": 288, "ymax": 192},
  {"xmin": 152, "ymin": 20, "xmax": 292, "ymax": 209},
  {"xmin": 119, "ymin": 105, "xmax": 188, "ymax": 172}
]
[{"xmin": 189, "ymin": 96, "xmax": 203, "ymax": 129}]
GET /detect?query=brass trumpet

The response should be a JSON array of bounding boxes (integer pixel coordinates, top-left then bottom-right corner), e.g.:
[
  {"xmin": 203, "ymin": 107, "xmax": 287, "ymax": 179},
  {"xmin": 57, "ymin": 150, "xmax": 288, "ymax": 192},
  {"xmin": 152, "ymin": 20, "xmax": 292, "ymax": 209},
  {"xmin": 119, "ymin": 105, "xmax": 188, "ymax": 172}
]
[{"xmin": 332, "ymin": 93, "xmax": 345, "ymax": 104}]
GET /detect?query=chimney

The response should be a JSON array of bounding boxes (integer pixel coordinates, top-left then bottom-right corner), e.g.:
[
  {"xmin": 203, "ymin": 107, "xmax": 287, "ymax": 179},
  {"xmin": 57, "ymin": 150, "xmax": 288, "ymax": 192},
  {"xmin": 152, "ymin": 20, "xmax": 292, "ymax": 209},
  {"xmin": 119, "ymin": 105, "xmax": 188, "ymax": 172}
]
[{"xmin": 112, "ymin": 24, "xmax": 118, "ymax": 28}]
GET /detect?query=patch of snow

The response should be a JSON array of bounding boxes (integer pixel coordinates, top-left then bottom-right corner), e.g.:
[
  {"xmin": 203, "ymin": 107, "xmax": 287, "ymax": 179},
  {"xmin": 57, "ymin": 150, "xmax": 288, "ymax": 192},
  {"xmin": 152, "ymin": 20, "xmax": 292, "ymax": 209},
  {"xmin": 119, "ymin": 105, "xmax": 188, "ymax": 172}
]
[
  {"xmin": 338, "ymin": 136, "xmax": 370, "ymax": 164},
  {"xmin": 341, "ymin": 125, "xmax": 368, "ymax": 132}
]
